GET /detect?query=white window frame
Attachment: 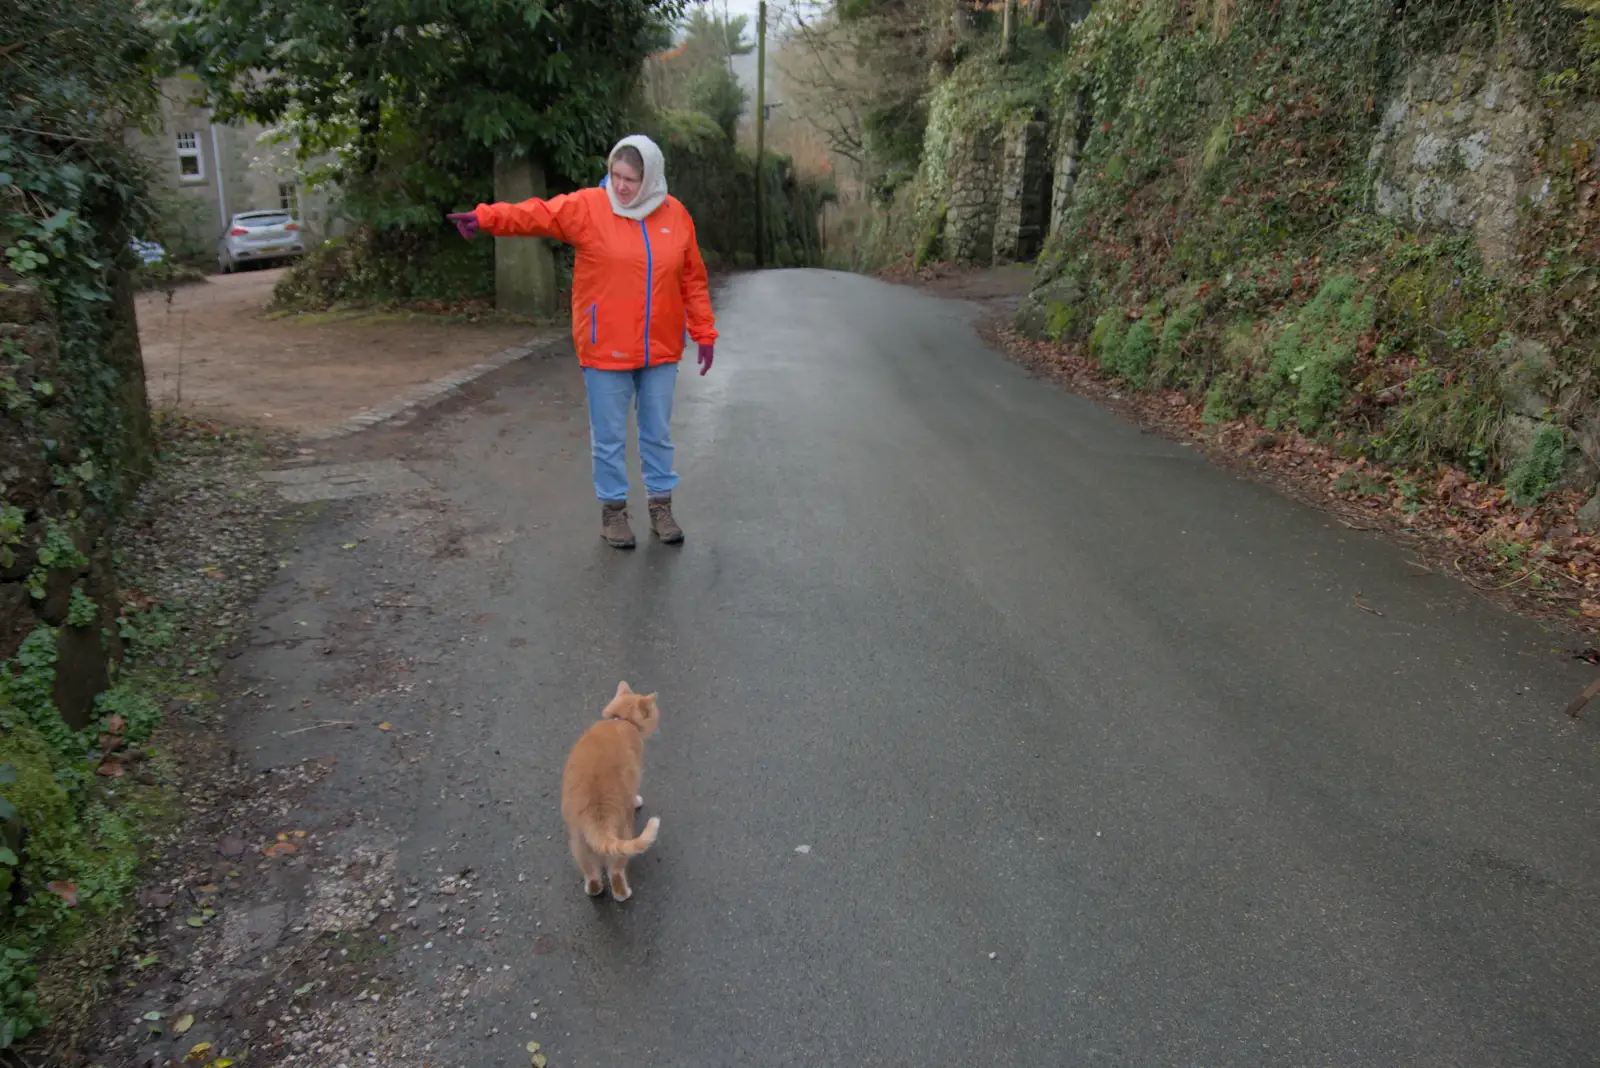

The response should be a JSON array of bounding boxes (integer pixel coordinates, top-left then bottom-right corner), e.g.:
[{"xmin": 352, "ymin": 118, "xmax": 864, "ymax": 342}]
[
  {"xmin": 277, "ymin": 181, "xmax": 300, "ymax": 216},
  {"xmin": 176, "ymin": 131, "xmax": 205, "ymax": 183}
]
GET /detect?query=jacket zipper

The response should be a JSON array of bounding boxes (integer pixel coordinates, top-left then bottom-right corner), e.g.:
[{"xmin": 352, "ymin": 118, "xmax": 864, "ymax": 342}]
[
  {"xmin": 589, "ymin": 303, "xmax": 596, "ymax": 345},
  {"xmin": 639, "ymin": 221, "xmax": 653, "ymax": 367}
]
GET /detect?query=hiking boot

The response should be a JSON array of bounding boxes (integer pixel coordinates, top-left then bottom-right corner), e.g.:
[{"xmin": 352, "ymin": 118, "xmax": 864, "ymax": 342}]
[
  {"xmin": 648, "ymin": 495, "xmax": 684, "ymax": 544},
  {"xmin": 601, "ymin": 500, "xmax": 636, "ymax": 549}
]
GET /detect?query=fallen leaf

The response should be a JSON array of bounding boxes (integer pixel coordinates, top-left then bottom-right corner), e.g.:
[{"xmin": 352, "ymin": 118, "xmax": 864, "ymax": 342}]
[
  {"xmin": 527, "ymin": 1042, "xmax": 541, "ymax": 1053},
  {"xmin": 185, "ymin": 1041, "xmax": 212, "ymax": 1061},
  {"xmin": 186, "ymin": 916, "xmax": 208, "ymax": 928},
  {"xmin": 46, "ymin": 881, "xmax": 78, "ymax": 907},
  {"xmin": 174, "ymin": 1013, "xmax": 195, "ymax": 1034},
  {"xmin": 533, "ymin": 1055, "xmax": 547, "ymax": 1068},
  {"xmin": 197, "ymin": 883, "xmax": 219, "ymax": 894},
  {"xmin": 263, "ymin": 842, "xmax": 298, "ymax": 857},
  {"xmin": 143, "ymin": 1010, "xmax": 164, "ymax": 1022},
  {"xmin": 378, "ymin": 721, "xmax": 393, "ymax": 731},
  {"xmin": 291, "ymin": 829, "xmax": 307, "ymax": 839},
  {"xmin": 96, "ymin": 757, "xmax": 125, "ymax": 778},
  {"xmin": 342, "ymin": 542, "xmax": 357, "ymax": 550},
  {"xmin": 135, "ymin": 953, "xmax": 159, "ymax": 969}
]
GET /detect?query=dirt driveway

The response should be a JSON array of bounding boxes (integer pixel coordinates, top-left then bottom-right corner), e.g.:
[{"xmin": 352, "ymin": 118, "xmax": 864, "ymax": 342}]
[{"xmin": 135, "ymin": 268, "xmax": 559, "ymax": 436}]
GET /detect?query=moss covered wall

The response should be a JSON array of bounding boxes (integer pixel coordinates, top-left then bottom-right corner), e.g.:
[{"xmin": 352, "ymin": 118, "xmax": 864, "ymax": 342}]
[
  {"xmin": 1015, "ymin": 0, "xmax": 1600, "ymax": 514},
  {"xmin": 867, "ymin": 0, "xmax": 1600, "ymax": 520},
  {"xmin": 858, "ymin": 32, "xmax": 1058, "ymax": 272},
  {"xmin": 0, "ymin": 258, "xmax": 148, "ymax": 730}
]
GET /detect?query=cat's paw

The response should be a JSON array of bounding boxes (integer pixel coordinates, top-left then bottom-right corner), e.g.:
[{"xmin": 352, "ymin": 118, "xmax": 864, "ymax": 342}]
[
  {"xmin": 610, "ymin": 876, "xmax": 632, "ymax": 903},
  {"xmin": 635, "ymin": 794, "xmax": 644, "ymax": 809},
  {"xmin": 584, "ymin": 877, "xmax": 604, "ymax": 897}
]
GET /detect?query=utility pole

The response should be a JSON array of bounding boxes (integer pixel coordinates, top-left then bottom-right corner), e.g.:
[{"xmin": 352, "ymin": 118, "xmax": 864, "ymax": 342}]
[{"xmin": 754, "ymin": 0, "xmax": 767, "ymax": 268}]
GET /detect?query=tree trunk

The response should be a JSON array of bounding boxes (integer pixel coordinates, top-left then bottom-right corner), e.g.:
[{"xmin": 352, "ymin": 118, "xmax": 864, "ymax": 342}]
[
  {"xmin": 1000, "ymin": 0, "xmax": 1017, "ymax": 60},
  {"xmin": 492, "ymin": 154, "xmax": 558, "ymax": 319}
]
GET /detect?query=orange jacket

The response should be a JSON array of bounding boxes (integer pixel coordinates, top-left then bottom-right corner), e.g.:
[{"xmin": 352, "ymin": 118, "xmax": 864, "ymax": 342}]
[{"xmin": 474, "ymin": 188, "xmax": 718, "ymax": 371}]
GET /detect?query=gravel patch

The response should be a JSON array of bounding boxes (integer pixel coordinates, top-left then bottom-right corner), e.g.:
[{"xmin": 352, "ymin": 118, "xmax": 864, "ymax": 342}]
[{"xmin": 26, "ymin": 413, "xmax": 471, "ymax": 1067}]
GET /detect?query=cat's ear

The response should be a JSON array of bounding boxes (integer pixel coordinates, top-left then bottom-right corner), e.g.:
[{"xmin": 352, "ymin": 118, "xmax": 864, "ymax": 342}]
[
  {"xmin": 642, "ymin": 692, "xmax": 659, "ymax": 708},
  {"xmin": 616, "ymin": 680, "xmax": 633, "ymax": 696}
]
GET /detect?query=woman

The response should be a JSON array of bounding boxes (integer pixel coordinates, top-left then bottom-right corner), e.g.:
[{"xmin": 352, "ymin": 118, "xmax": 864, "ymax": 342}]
[{"xmin": 446, "ymin": 135, "xmax": 717, "ymax": 549}]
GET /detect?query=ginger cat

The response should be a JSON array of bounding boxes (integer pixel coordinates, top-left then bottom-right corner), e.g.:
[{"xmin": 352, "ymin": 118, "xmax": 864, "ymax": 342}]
[{"xmin": 560, "ymin": 681, "xmax": 662, "ymax": 901}]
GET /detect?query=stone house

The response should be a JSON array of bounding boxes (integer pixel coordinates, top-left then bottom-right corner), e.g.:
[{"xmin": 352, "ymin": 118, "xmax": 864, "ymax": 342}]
[{"xmin": 129, "ymin": 77, "xmax": 342, "ymax": 264}]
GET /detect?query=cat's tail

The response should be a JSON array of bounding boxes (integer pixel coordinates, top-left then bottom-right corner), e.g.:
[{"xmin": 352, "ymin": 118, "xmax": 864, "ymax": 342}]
[{"xmin": 584, "ymin": 816, "xmax": 661, "ymax": 858}]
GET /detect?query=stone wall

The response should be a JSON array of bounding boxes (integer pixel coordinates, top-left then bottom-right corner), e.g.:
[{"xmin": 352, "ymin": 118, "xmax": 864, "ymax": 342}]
[
  {"xmin": 933, "ymin": 113, "xmax": 1053, "ymax": 267},
  {"xmin": 1045, "ymin": 90, "xmax": 1089, "ymax": 245},
  {"xmin": 1010, "ymin": 21, "xmax": 1600, "ymax": 523},
  {"xmin": 993, "ymin": 114, "xmax": 1052, "ymax": 263},
  {"xmin": 0, "ymin": 262, "xmax": 144, "ymax": 728},
  {"xmin": 1366, "ymin": 47, "xmax": 1600, "ymax": 523},
  {"xmin": 944, "ymin": 123, "xmax": 1003, "ymax": 264},
  {"xmin": 1365, "ymin": 51, "xmax": 1544, "ymax": 271}
]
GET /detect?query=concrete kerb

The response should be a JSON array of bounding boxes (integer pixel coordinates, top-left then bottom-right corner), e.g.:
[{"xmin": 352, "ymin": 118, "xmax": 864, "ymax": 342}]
[{"xmin": 301, "ymin": 336, "xmax": 568, "ymax": 442}]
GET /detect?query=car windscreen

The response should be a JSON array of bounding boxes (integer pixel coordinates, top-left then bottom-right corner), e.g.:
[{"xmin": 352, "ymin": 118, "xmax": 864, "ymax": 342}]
[{"xmin": 237, "ymin": 213, "xmax": 292, "ymax": 227}]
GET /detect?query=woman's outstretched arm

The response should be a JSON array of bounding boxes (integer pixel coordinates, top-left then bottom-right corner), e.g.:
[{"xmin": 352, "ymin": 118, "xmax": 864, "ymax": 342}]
[{"xmin": 451, "ymin": 191, "xmax": 593, "ymax": 245}]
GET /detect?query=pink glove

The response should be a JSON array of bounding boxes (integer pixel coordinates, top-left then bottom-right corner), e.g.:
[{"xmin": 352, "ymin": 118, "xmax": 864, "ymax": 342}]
[
  {"xmin": 446, "ymin": 211, "xmax": 480, "ymax": 240},
  {"xmin": 697, "ymin": 342, "xmax": 714, "ymax": 376}
]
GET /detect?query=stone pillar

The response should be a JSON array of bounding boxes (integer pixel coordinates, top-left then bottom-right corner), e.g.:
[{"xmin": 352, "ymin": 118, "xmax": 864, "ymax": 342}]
[
  {"xmin": 995, "ymin": 116, "xmax": 1051, "ymax": 263},
  {"xmin": 1047, "ymin": 90, "xmax": 1091, "ymax": 243},
  {"xmin": 945, "ymin": 124, "xmax": 1002, "ymax": 265},
  {"xmin": 492, "ymin": 154, "xmax": 557, "ymax": 319}
]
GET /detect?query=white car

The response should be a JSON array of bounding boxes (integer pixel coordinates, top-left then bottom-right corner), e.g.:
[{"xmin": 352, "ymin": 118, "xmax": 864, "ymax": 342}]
[{"xmin": 216, "ymin": 210, "xmax": 306, "ymax": 273}]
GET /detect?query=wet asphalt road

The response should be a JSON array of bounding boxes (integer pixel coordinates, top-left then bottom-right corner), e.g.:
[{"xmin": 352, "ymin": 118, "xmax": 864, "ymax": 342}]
[{"xmin": 247, "ymin": 269, "xmax": 1600, "ymax": 1066}]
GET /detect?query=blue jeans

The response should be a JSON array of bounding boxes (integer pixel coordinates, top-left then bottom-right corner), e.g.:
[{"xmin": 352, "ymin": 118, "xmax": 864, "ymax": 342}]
[{"xmin": 582, "ymin": 363, "xmax": 680, "ymax": 502}]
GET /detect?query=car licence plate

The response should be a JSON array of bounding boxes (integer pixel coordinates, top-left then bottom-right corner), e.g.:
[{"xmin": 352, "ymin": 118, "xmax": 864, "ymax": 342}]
[{"xmin": 258, "ymin": 246, "xmax": 285, "ymax": 254}]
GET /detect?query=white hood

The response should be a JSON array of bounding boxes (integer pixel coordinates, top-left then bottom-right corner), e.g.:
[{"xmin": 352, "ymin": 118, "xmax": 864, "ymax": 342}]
[{"xmin": 604, "ymin": 134, "xmax": 668, "ymax": 220}]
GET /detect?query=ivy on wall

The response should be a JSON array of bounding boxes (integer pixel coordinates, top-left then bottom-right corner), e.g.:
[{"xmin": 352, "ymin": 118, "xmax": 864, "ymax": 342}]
[
  {"xmin": 0, "ymin": 0, "xmax": 165, "ymax": 1046},
  {"xmin": 3, "ymin": 0, "xmax": 160, "ymax": 547},
  {"xmin": 1021, "ymin": 0, "xmax": 1596, "ymax": 486}
]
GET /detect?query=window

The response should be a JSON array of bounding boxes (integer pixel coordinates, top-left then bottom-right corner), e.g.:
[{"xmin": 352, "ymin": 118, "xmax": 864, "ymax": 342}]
[
  {"xmin": 176, "ymin": 131, "xmax": 204, "ymax": 181},
  {"xmin": 277, "ymin": 182, "xmax": 300, "ymax": 216}
]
